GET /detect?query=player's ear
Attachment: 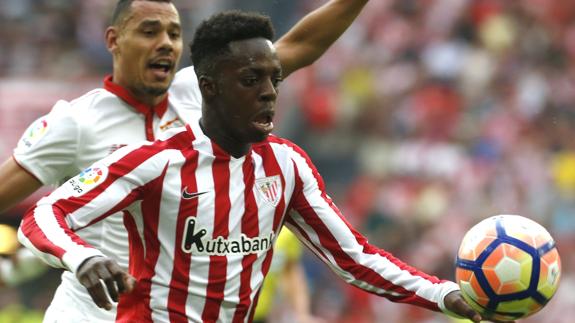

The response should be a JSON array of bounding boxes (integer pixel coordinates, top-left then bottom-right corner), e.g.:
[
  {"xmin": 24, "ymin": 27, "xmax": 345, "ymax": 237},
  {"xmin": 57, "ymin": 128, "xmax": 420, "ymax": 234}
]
[
  {"xmin": 105, "ymin": 26, "xmax": 120, "ymax": 54},
  {"xmin": 199, "ymin": 75, "xmax": 217, "ymax": 99}
]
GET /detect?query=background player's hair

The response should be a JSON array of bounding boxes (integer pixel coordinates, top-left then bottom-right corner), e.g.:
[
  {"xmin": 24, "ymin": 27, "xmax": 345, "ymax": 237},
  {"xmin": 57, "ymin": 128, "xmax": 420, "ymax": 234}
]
[
  {"xmin": 111, "ymin": 0, "xmax": 172, "ymax": 27},
  {"xmin": 190, "ymin": 10, "xmax": 275, "ymax": 77}
]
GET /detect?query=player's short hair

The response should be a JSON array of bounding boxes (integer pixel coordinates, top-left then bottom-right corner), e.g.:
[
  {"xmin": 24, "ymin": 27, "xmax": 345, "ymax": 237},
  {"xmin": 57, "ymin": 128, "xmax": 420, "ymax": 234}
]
[
  {"xmin": 190, "ymin": 10, "xmax": 275, "ymax": 77},
  {"xmin": 111, "ymin": 0, "xmax": 172, "ymax": 27}
]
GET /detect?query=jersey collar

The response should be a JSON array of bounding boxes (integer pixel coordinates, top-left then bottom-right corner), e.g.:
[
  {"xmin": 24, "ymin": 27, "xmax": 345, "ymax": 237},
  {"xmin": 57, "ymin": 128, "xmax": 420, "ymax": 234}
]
[
  {"xmin": 188, "ymin": 120, "xmax": 250, "ymax": 161},
  {"xmin": 104, "ymin": 75, "xmax": 168, "ymax": 118}
]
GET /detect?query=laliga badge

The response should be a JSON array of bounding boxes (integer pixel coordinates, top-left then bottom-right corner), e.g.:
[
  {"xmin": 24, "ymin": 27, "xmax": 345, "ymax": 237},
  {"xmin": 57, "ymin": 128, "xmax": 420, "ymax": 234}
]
[
  {"xmin": 18, "ymin": 118, "xmax": 49, "ymax": 149},
  {"xmin": 66, "ymin": 165, "xmax": 109, "ymax": 196}
]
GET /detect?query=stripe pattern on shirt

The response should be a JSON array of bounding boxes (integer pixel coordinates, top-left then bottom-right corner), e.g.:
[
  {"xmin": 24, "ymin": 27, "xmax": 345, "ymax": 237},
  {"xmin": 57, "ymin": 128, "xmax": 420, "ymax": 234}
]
[{"xmin": 20, "ymin": 123, "xmax": 456, "ymax": 322}]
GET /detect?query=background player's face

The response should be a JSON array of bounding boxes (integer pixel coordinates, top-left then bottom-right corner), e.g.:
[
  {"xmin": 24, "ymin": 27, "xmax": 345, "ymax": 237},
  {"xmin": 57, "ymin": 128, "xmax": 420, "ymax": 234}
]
[
  {"xmin": 211, "ymin": 38, "xmax": 282, "ymax": 144},
  {"xmin": 107, "ymin": 1, "xmax": 182, "ymax": 103}
]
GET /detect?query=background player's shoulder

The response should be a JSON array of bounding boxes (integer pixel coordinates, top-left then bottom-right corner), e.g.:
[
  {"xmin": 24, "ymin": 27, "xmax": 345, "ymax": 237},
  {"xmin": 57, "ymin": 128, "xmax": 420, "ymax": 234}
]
[
  {"xmin": 66, "ymin": 87, "xmax": 115, "ymax": 113},
  {"xmin": 169, "ymin": 66, "xmax": 202, "ymax": 110},
  {"xmin": 151, "ymin": 124, "xmax": 197, "ymax": 153},
  {"xmin": 156, "ymin": 124, "xmax": 190, "ymax": 142},
  {"xmin": 68, "ymin": 87, "xmax": 107, "ymax": 104},
  {"xmin": 172, "ymin": 66, "xmax": 198, "ymax": 87}
]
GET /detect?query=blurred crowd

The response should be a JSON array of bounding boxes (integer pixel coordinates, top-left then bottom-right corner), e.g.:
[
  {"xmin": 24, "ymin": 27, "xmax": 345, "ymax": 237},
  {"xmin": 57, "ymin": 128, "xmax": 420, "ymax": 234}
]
[{"xmin": 1, "ymin": 0, "xmax": 575, "ymax": 322}]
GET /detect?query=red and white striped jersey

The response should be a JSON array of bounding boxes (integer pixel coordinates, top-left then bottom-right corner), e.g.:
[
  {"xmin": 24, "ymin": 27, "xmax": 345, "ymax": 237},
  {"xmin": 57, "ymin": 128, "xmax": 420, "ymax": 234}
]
[{"xmin": 19, "ymin": 121, "xmax": 459, "ymax": 323}]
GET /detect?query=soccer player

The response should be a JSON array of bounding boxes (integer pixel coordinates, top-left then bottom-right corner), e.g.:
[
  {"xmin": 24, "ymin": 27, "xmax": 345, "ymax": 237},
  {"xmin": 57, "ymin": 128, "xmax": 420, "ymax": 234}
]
[
  {"xmin": 0, "ymin": 0, "xmax": 371, "ymax": 321},
  {"xmin": 19, "ymin": 11, "xmax": 498, "ymax": 323}
]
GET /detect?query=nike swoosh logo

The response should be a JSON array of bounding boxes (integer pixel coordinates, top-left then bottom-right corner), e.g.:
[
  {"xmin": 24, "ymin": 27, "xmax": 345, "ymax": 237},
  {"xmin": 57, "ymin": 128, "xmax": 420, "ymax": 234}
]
[{"xmin": 182, "ymin": 187, "xmax": 209, "ymax": 200}]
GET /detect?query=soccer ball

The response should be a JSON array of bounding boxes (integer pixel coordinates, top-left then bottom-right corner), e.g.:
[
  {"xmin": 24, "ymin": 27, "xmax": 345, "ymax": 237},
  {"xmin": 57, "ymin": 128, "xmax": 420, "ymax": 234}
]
[{"xmin": 455, "ymin": 214, "xmax": 561, "ymax": 321}]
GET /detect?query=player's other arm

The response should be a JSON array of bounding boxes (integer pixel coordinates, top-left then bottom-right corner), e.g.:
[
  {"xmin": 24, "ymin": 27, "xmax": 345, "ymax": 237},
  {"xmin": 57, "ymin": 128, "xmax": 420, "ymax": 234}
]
[
  {"xmin": 0, "ymin": 158, "xmax": 43, "ymax": 212},
  {"xmin": 275, "ymin": 0, "xmax": 369, "ymax": 78},
  {"xmin": 17, "ymin": 136, "xmax": 187, "ymax": 310},
  {"xmin": 16, "ymin": 142, "xmax": 164, "ymax": 309},
  {"xmin": 17, "ymin": 195, "xmax": 134, "ymax": 310}
]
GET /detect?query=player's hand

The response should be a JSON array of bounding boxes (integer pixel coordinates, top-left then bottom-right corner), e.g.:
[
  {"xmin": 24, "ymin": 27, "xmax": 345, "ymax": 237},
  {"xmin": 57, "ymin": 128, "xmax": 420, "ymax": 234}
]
[
  {"xmin": 76, "ymin": 256, "xmax": 136, "ymax": 310},
  {"xmin": 444, "ymin": 291, "xmax": 515, "ymax": 323}
]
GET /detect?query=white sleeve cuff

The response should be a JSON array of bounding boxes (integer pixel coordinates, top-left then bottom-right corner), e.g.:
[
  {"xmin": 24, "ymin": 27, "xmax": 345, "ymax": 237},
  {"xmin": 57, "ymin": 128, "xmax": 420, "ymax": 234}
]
[
  {"xmin": 62, "ymin": 248, "xmax": 107, "ymax": 274},
  {"xmin": 437, "ymin": 281, "xmax": 466, "ymax": 318}
]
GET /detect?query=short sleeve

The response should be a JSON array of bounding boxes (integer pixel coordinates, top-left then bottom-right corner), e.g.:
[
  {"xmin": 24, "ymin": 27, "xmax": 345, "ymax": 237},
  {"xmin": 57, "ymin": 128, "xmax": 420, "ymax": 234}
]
[{"xmin": 13, "ymin": 100, "xmax": 81, "ymax": 186}]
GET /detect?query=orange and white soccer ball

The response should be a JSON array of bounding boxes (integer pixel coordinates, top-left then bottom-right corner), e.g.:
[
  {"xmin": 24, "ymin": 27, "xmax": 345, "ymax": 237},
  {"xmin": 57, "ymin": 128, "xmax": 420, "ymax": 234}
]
[{"xmin": 455, "ymin": 215, "xmax": 561, "ymax": 321}]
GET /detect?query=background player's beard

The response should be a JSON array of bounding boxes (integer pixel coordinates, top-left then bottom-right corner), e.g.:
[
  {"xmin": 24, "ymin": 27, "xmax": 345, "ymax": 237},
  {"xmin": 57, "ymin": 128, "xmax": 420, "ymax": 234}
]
[{"xmin": 143, "ymin": 84, "xmax": 169, "ymax": 97}]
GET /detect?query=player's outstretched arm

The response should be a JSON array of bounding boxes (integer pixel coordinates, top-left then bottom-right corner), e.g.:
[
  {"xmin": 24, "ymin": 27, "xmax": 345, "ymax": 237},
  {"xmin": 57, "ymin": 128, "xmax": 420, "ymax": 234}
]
[
  {"xmin": 275, "ymin": 0, "xmax": 369, "ymax": 78},
  {"xmin": 282, "ymin": 139, "xmax": 516, "ymax": 322},
  {"xmin": 0, "ymin": 158, "xmax": 43, "ymax": 212}
]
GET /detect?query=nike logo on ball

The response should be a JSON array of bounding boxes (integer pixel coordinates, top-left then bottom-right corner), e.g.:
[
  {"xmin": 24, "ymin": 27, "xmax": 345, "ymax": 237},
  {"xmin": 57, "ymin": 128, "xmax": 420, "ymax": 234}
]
[{"xmin": 182, "ymin": 187, "xmax": 209, "ymax": 199}]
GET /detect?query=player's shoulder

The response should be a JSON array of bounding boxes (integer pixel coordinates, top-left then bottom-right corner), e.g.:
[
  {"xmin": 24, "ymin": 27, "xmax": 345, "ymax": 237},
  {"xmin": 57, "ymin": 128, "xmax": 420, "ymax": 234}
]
[
  {"xmin": 253, "ymin": 135, "xmax": 315, "ymax": 169},
  {"xmin": 53, "ymin": 87, "xmax": 118, "ymax": 116},
  {"xmin": 107, "ymin": 125, "xmax": 192, "ymax": 164},
  {"xmin": 152, "ymin": 124, "xmax": 196, "ymax": 151},
  {"xmin": 260, "ymin": 135, "xmax": 307, "ymax": 156}
]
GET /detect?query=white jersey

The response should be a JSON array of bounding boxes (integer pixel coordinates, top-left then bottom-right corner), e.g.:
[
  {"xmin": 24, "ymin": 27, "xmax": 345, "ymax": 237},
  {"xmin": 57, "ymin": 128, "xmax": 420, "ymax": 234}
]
[
  {"xmin": 19, "ymin": 122, "xmax": 459, "ymax": 323},
  {"xmin": 12, "ymin": 67, "xmax": 201, "ymax": 322}
]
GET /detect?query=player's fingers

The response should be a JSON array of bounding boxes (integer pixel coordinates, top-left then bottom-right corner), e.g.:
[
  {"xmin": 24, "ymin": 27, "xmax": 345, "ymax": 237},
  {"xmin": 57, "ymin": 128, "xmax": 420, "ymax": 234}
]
[
  {"xmin": 103, "ymin": 277, "xmax": 119, "ymax": 302},
  {"xmin": 94, "ymin": 263, "xmax": 119, "ymax": 303},
  {"xmin": 444, "ymin": 291, "xmax": 481, "ymax": 323},
  {"xmin": 114, "ymin": 272, "xmax": 126, "ymax": 294},
  {"xmin": 77, "ymin": 256, "xmax": 118, "ymax": 309},
  {"xmin": 455, "ymin": 300, "xmax": 481, "ymax": 323},
  {"xmin": 84, "ymin": 275, "xmax": 113, "ymax": 310},
  {"xmin": 104, "ymin": 261, "xmax": 127, "ymax": 296},
  {"xmin": 123, "ymin": 273, "xmax": 137, "ymax": 293}
]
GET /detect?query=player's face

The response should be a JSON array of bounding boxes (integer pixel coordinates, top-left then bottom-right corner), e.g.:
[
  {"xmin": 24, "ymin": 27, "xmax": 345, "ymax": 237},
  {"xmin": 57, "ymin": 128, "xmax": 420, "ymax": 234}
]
[
  {"xmin": 212, "ymin": 38, "xmax": 282, "ymax": 144},
  {"xmin": 107, "ymin": 1, "xmax": 182, "ymax": 104}
]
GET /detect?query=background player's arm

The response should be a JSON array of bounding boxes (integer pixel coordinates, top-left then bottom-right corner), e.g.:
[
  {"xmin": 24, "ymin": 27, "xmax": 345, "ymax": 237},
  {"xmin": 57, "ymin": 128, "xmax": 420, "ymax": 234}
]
[
  {"xmin": 280, "ymin": 260, "xmax": 321, "ymax": 323},
  {"xmin": 0, "ymin": 158, "xmax": 43, "ymax": 212},
  {"xmin": 1, "ymin": 100, "xmax": 82, "ymax": 213},
  {"xmin": 275, "ymin": 0, "xmax": 369, "ymax": 78}
]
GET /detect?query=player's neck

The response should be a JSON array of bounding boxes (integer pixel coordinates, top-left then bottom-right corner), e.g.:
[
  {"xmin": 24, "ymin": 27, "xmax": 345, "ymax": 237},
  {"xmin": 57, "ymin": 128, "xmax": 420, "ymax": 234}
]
[
  {"xmin": 125, "ymin": 86, "xmax": 166, "ymax": 107},
  {"xmin": 111, "ymin": 75, "xmax": 166, "ymax": 107},
  {"xmin": 199, "ymin": 118, "xmax": 250, "ymax": 159}
]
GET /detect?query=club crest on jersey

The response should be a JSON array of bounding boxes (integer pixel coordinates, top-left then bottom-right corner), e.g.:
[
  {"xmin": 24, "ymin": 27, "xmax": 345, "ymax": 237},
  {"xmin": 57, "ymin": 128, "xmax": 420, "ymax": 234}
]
[
  {"xmin": 19, "ymin": 118, "xmax": 49, "ymax": 149},
  {"xmin": 159, "ymin": 117, "xmax": 185, "ymax": 131},
  {"xmin": 66, "ymin": 165, "xmax": 108, "ymax": 196},
  {"xmin": 255, "ymin": 175, "xmax": 282, "ymax": 207},
  {"xmin": 181, "ymin": 217, "xmax": 275, "ymax": 256}
]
